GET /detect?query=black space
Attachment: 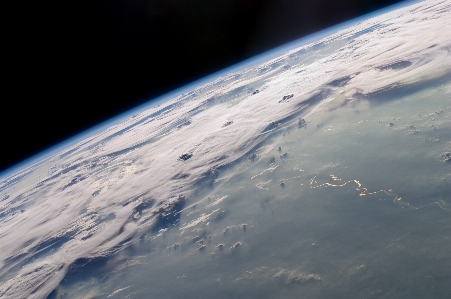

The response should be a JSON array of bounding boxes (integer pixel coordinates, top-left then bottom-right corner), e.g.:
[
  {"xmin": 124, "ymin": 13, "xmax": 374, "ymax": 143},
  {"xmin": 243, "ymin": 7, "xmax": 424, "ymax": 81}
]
[{"xmin": 2, "ymin": 0, "xmax": 404, "ymax": 173}]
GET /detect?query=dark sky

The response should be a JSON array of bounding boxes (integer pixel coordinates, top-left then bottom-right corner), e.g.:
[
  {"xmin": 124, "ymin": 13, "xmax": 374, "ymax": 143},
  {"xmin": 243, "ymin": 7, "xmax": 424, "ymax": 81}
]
[{"xmin": 2, "ymin": 0, "xmax": 405, "ymax": 173}]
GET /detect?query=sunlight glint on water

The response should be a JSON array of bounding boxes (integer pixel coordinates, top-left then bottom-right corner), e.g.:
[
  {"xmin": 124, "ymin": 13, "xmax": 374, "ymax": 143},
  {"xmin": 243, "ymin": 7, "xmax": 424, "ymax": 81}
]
[{"xmin": 58, "ymin": 78, "xmax": 451, "ymax": 299}]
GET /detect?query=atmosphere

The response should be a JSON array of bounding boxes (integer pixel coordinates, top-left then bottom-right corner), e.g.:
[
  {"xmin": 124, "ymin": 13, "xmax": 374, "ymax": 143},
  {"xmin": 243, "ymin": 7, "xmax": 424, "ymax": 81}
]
[
  {"xmin": 1, "ymin": 1, "xmax": 450, "ymax": 298},
  {"xmin": 2, "ymin": 0, "xmax": 405, "ymax": 172}
]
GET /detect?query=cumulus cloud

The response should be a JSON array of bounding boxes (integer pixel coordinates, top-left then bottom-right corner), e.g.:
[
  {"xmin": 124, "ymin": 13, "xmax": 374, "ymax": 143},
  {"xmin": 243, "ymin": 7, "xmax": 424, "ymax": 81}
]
[{"xmin": 0, "ymin": 1, "xmax": 450, "ymax": 297}]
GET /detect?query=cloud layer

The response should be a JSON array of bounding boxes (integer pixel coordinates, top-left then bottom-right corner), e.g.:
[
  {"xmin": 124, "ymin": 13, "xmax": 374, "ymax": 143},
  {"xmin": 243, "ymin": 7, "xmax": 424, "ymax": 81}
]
[{"xmin": 1, "ymin": 1, "xmax": 450, "ymax": 297}]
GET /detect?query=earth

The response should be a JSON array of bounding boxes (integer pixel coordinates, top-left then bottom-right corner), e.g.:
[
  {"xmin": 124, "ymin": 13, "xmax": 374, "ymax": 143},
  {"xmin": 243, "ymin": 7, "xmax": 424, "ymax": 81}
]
[{"xmin": 1, "ymin": 1, "xmax": 451, "ymax": 298}]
